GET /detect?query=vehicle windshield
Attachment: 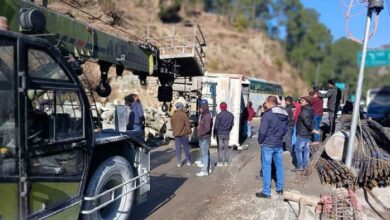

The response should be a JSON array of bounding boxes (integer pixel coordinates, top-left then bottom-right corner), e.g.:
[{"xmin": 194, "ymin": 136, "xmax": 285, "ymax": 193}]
[
  {"xmin": 0, "ymin": 39, "xmax": 16, "ymax": 177},
  {"xmin": 369, "ymin": 90, "xmax": 390, "ymax": 106}
]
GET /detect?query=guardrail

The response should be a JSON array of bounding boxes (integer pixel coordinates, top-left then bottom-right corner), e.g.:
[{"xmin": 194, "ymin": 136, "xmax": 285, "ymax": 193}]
[
  {"xmin": 81, "ymin": 171, "xmax": 149, "ymax": 215},
  {"xmin": 146, "ymin": 24, "xmax": 206, "ymax": 68}
]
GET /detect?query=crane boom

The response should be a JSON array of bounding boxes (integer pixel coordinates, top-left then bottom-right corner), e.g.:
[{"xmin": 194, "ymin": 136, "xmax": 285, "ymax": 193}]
[{"xmin": 1, "ymin": 0, "xmax": 156, "ymax": 75}]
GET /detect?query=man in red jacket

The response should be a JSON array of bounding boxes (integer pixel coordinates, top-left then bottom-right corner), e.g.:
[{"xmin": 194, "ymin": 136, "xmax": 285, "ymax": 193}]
[
  {"xmin": 245, "ymin": 101, "xmax": 256, "ymax": 139},
  {"xmin": 310, "ymin": 91, "xmax": 324, "ymax": 144}
]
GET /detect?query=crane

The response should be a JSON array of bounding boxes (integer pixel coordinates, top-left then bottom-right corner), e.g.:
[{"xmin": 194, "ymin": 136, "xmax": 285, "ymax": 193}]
[{"xmin": 0, "ymin": 0, "xmax": 205, "ymax": 104}]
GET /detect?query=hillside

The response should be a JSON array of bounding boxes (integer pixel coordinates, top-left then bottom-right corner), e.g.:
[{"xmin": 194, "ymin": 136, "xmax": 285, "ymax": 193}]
[{"xmin": 48, "ymin": 0, "xmax": 308, "ymax": 105}]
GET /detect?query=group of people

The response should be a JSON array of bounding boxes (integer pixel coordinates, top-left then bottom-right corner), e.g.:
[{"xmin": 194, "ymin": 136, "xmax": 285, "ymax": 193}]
[
  {"xmin": 256, "ymin": 79, "xmax": 342, "ymax": 198},
  {"xmin": 170, "ymin": 99, "xmax": 234, "ymax": 177}
]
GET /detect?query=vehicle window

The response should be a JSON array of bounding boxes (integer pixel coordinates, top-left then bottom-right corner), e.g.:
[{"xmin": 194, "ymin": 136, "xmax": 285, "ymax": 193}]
[
  {"xmin": 0, "ymin": 39, "xmax": 17, "ymax": 177},
  {"xmin": 28, "ymin": 49, "xmax": 70, "ymax": 81},
  {"xmin": 55, "ymin": 91, "xmax": 83, "ymax": 140},
  {"xmin": 27, "ymin": 89, "xmax": 83, "ymax": 144}
]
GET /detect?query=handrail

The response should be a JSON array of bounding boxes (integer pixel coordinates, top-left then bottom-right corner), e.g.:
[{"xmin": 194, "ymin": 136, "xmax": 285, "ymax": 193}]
[{"xmin": 81, "ymin": 171, "xmax": 149, "ymax": 215}]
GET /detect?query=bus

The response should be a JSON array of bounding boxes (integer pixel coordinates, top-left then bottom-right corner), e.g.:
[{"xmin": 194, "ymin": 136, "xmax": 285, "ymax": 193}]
[{"xmin": 246, "ymin": 78, "xmax": 283, "ymax": 116}]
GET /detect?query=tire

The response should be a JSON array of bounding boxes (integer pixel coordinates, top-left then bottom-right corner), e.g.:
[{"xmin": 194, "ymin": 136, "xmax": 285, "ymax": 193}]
[{"xmin": 83, "ymin": 156, "xmax": 135, "ymax": 220}]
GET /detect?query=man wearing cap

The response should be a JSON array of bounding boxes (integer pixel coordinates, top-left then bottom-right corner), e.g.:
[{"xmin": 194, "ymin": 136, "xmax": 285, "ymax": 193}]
[
  {"xmin": 171, "ymin": 102, "xmax": 192, "ymax": 167},
  {"xmin": 292, "ymin": 96, "xmax": 314, "ymax": 172},
  {"xmin": 196, "ymin": 99, "xmax": 213, "ymax": 177},
  {"xmin": 213, "ymin": 102, "xmax": 234, "ymax": 166}
]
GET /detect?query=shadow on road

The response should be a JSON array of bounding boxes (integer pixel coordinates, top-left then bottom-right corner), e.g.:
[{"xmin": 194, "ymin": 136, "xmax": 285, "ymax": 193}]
[
  {"xmin": 132, "ymin": 174, "xmax": 187, "ymax": 219},
  {"xmin": 150, "ymin": 148, "xmax": 176, "ymax": 170}
]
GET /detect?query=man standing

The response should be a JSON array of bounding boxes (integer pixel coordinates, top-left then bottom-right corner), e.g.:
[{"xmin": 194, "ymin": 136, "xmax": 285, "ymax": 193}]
[
  {"xmin": 244, "ymin": 102, "xmax": 256, "ymax": 138},
  {"xmin": 292, "ymin": 96, "xmax": 314, "ymax": 172},
  {"xmin": 196, "ymin": 99, "xmax": 213, "ymax": 177},
  {"xmin": 320, "ymin": 80, "xmax": 342, "ymax": 134},
  {"xmin": 284, "ymin": 96, "xmax": 295, "ymax": 153},
  {"xmin": 131, "ymin": 94, "xmax": 145, "ymax": 131},
  {"xmin": 310, "ymin": 91, "xmax": 324, "ymax": 144},
  {"xmin": 171, "ymin": 102, "xmax": 192, "ymax": 167},
  {"xmin": 256, "ymin": 96, "xmax": 288, "ymax": 199},
  {"xmin": 214, "ymin": 102, "xmax": 234, "ymax": 167},
  {"xmin": 124, "ymin": 95, "xmax": 135, "ymax": 131}
]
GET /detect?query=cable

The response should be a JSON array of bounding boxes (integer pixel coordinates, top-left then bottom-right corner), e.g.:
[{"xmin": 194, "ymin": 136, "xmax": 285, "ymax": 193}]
[
  {"xmin": 344, "ymin": 0, "xmax": 380, "ymax": 44},
  {"xmin": 57, "ymin": 0, "xmax": 143, "ymax": 43}
]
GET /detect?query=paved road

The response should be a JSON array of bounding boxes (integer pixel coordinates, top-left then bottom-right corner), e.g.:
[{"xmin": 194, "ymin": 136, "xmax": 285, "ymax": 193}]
[{"xmin": 132, "ymin": 118, "xmax": 331, "ymax": 220}]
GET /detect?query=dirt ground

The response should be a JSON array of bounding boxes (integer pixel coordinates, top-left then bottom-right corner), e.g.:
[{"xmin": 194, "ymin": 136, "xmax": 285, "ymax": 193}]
[
  {"xmin": 131, "ymin": 118, "xmax": 390, "ymax": 220},
  {"xmin": 131, "ymin": 118, "xmax": 335, "ymax": 220}
]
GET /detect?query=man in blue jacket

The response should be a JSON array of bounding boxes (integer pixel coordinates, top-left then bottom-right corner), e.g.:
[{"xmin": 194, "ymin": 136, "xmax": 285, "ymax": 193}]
[
  {"xmin": 213, "ymin": 102, "xmax": 234, "ymax": 167},
  {"xmin": 256, "ymin": 96, "xmax": 288, "ymax": 199}
]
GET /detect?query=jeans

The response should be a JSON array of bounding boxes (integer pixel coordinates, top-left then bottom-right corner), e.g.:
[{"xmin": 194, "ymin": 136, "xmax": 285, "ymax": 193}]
[
  {"xmin": 295, "ymin": 136, "xmax": 311, "ymax": 168},
  {"xmin": 313, "ymin": 115, "xmax": 322, "ymax": 142},
  {"xmin": 261, "ymin": 145, "xmax": 284, "ymax": 196},
  {"xmin": 284, "ymin": 125, "xmax": 294, "ymax": 152},
  {"xmin": 217, "ymin": 135, "xmax": 230, "ymax": 163},
  {"xmin": 328, "ymin": 111, "xmax": 336, "ymax": 134},
  {"xmin": 247, "ymin": 121, "xmax": 252, "ymax": 138},
  {"xmin": 175, "ymin": 136, "xmax": 191, "ymax": 163},
  {"xmin": 199, "ymin": 137, "xmax": 211, "ymax": 172}
]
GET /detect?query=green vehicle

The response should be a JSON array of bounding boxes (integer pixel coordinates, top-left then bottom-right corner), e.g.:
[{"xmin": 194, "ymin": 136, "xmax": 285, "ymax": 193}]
[
  {"xmin": 0, "ymin": 27, "xmax": 152, "ymax": 220},
  {"xmin": 0, "ymin": 0, "xmax": 179, "ymax": 219}
]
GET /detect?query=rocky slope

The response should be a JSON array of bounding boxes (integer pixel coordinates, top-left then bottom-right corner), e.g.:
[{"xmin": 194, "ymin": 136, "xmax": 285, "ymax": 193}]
[{"xmin": 48, "ymin": 0, "xmax": 308, "ymax": 105}]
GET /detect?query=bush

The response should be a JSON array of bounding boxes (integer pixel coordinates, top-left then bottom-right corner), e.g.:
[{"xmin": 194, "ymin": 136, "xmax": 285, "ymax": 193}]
[
  {"xmin": 159, "ymin": 0, "xmax": 182, "ymax": 23},
  {"xmin": 234, "ymin": 13, "xmax": 249, "ymax": 32}
]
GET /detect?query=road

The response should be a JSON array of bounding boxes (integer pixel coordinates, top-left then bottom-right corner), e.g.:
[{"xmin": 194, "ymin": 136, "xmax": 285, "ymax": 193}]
[{"xmin": 132, "ymin": 118, "xmax": 332, "ymax": 220}]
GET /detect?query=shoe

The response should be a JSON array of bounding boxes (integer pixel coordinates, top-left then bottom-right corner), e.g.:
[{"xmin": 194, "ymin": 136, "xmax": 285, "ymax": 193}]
[
  {"xmin": 186, "ymin": 161, "xmax": 192, "ymax": 166},
  {"xmin": 224, "ymin": 162, "xmax": 228, "ymax": 167},
  {"xmin": 255, "ymin": 192, "xmax": 271, "ymax": 199},
  {"xmin": 195, "ymin": 160, "xmax": 202, "ymax": 165},
  {"xmin": 216, "ymin": 162, "xmax": 224, "ymax": 167},
  {"xmin": 196, "ymin": 163, "xmax": 204, "ymax": 168},
  {"xmin": 276, "ymin": 190, "xmax": 283, "ymax": 195},
  {"xmin": 209, "ymin": 168, "xmax": 212, "ymax": 174},
  {"xmin": 291, "ymin": 167, "xmax": 304, "ymax": 172},
  {"xmin": 177, "ymin": 163, "xmax": 182, "ymax": 167},
  {"xmin": 196, "ymin": 171, "xmax": 209, "ymax": 177}
]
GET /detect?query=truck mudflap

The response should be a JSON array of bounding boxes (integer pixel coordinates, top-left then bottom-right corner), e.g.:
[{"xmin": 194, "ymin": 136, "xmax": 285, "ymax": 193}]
[{"xmin": 80, "ymin": 170, "xmax": 150, "ymax": 215}]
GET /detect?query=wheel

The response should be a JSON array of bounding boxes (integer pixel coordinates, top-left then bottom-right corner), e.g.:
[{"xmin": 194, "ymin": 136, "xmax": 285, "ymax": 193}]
[{"xmin": 83, "ymin": 156, "xmax": 135, "ymax": 220}]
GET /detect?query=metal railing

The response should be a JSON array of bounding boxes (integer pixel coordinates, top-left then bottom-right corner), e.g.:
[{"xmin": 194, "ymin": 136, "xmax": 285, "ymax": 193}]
[
  {"xmin": 146, "ymin": 24, "xmax": 206, "ymax": 68},
  {"xmin": 81, "ymin": 171, "xmax": 149, "ymax": 215}
]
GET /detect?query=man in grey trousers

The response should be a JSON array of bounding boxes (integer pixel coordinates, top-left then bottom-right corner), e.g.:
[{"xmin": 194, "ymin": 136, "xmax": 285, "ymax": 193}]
[{"xmin": 213, "ymin": 102, "xmax": 234, "ymax": 166}]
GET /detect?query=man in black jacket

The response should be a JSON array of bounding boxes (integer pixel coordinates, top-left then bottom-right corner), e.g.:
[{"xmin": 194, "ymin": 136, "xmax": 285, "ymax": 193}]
[
  {"xmin": 319, "ymin": 80, "xmax": 342, "ymax": 134},
  {"xmin": 214, "ymin": 102, "xmax": 234, "ymax": 166},
  {"xmin": 283, "ymin": 96, "xmax": 295, "ymax": 153},
  {"xmin": 292, "ymin": 96, "xmax": 314, "ymax": 172}
]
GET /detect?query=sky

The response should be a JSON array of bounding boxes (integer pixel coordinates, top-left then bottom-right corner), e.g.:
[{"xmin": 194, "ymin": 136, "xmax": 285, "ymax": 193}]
[{"xmin": 301, "ymin": 0, "xmax": 390, "ymax": 48}]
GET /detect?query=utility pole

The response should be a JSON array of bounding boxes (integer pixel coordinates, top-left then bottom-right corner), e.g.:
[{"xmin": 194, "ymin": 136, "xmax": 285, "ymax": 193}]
[{"xmin": 345, "ymin": 0, "xmax": 384, "ymax": 168}]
